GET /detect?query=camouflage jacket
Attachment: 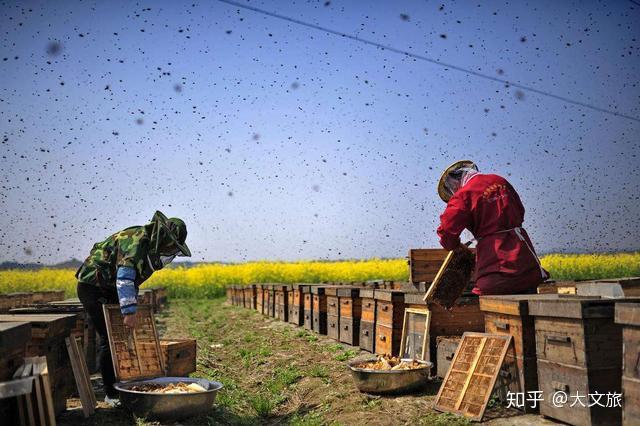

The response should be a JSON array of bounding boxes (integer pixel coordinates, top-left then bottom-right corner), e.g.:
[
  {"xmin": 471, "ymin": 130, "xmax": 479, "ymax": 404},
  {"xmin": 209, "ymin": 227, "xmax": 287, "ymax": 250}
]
[{"xmin": 76, "ymin": 224, "xmax": 156, "ymax": 291}]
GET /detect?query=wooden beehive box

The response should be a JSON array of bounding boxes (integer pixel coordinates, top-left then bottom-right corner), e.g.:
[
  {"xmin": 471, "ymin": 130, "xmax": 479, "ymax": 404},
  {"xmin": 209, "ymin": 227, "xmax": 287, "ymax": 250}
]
[
  {"xmin": 403, "ymin": 292, "xmax": 484, "ymax": 369},
  {"xmin": 373, "ymin": 290, "xmax": 405, "ymax": 356},
  {"xmin": 478, "ymin": 294, "xmax": 567, "ymax": 413},
  {"xmin": 0, "ymin": 321, "xmax": 31, "ymax": 380},
  {"xmin": 326, "ymin": 287, "xmax": 341, "ymax": 341},
  {"xmin": 338, "ymin": 287, "xmax": 361, "ymax": 346},
  {"xmin": 31, "ymin": 290, "xmax": 65, "ymax": 304},
  {"xmin": 0, "ymin": 313, "xmax": 77, "ymax": 415},
  {"xmin": 435, "ymin": 336, "xmax": 460, "ymax": 379},
  {"xmin": 274, "ymin": 285, "xmax": 290, "ymax": 321},
  {"xmin": 256, "ymin": 284, "xmax": 265, "ymax": 314},
  {"xmin": 11, "ymin": 303, "xmax": 98, "ymax": 374},
  {"xmin": 226, "ymin": 286, "xmax": 233, "ymax": 305},
  {"xmin": 407, "ymin": 248, "xmax": 449, "ymax": 284},
  {"xmin": 311, "ymin": 286, "xmax": 328, "ymax": 334},
  {"xmin": 153, "ymin": 287, "xmax": 168, "ymax": 307},
  {"xmin": 266, "ymin": 284, "xmax": 276, "ymax": 317},
  {"xmin": 615, "ymin": 302, "xmax": 640, "ymax": 426},
  {"xmin": 303, "ymin": 286, "xmax": 314, "ymax": 331},
  {"xmin": 527, "ymin": 297, "xmax": 640, "ymax": 426},
  {"xmin": 0, "ymin": 292, "xmax": 33, "ymax": 313},
  {"xmin": 138, "ymin": 288, "xmax": 157, "ymax": 312},
  {"xmin": 359, "ymin": 288, "xmax": 376, "ymax": 352},
  {"xmin": 241, "ymin": 285, "xmax": 253, "ymax": 309},
  {"xmin": 288, "ymin": 284, "xmax": 308, "ymax": 326},
  {"xmin": 160, "ymin": 338, "xmax": 197, "ymax": 377},
  {"xmin": 103, "ymin": 304, "xmax": 164, "ymax": 381}
]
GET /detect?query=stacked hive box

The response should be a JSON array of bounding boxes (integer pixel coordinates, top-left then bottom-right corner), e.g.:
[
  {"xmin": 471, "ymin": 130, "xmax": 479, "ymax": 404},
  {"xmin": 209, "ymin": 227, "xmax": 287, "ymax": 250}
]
[
  {"xmin": 266, "ymin": 284, "xmax": 276, "ymax": 318},
  {"xmin": 288, "ymin": 284, "xmax": 308, "ymax": 326},
  {"xmin": 226, "ymin": 287, "xmax": 233, "ymax": 305},
  {"xmin": 359, "ymin": 288, "xmax": 377, "ymax": 352},
  {"xmin": 615, "ymin": 302, "xmax": 640, "ymax": 426},
  {"xmin": 0, "ymin": 313, "xmax": 77, "ymax": 415},
  {"xmin": 303, "ymin": 287, "xmax": 314, "ymax": 330},
  {"xmin": 311, "ymin": 286, "xmax": 328, "ymax": 334},
  {"xmin": 528, "ymin": 297, "xmax": 639, "ymax": 426},
  {"xmin": 257, "ymin": 284, "xmax": 268, "ymax": 314},
  {"xmin": 274, "ymin": 285, "xmax": 290, "ymax": 321},
  {"xmin": 374, "ymin": 290, "xmax": 405, "ymax": 356},
  {"xmin": 153, "ymin": 287, "xmax": 168, "ymax": 308},
  {"xmin": 244, "ymin": 285, "xmax": 257, "ymax": 310},
  {"xmin": 0, "ymin": 322, "xmax": 32, "ymax": 423},
  {"xmin": 11, "ymin": 301, "xmax": 98, "ymax": 374},
  {"xmin": 479, "ymin": 294, "xmax": 557, "ymax": 413},
  {"xmin": 326, "ymin": 287, "xmax": 341, "ymax": 340},
  {"xmin": 338, "ymin": 287, "xmax": 361, "ymax": 346}
]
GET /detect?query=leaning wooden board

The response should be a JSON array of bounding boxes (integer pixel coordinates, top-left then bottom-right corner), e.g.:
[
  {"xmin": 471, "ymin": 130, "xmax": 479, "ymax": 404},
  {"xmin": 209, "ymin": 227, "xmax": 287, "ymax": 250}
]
[
  {"xmin": 434, "ymin": 332, "xmax": 512, "ymax": 421},
  {"xmin": 103, "ymin": 304, "xmax": 165, "ymax": 381}
]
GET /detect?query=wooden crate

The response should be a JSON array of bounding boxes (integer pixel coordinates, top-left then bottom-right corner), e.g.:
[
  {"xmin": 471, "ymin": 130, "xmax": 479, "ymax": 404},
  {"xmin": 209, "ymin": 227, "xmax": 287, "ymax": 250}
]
[
  {"xmin": 266, "ymin": 284, "xmax": 276, "ymax": 317},
  {"xmin": 374, "ymin": 290, "xmax": 405, "ymax": 356},
  {"xmin": 11, "ymin": 304, "xmax": 98, "ymax": 374},
  {"xmin": 359, "ymin": 288, "xmax": 376, "ymax": 352},
  {"xmin": 436, "ymin": 336, "xmax": 460, "ymax": 379},
  {"xmin": 0, "ymin": 292, "xmax": 33, "ymax": 313},
  {"xmin": 303, "ymin": 287, "xmax": 314, "ymax": 331},
  {"xmin": 274, "ymin": 285, "xmax": 290, "ymax": 321},
  {"xmin": 407, "ymin": 248, "xmax": 449, "ymax": 284},
  {"xmin": 288, "ymin": 284, "xmax": 308, "ymax": 326},
  {"xmin": 138, "ymin": 288, "xmax": 157, "ymax": 312},
  {"xmin": 615, "ymin": 302, "xmax": 640, "ymax": 426},
  {"xmin": 311, "ymin": 286, "xmax": 327, "ymax": 335},
  {"xmin": 0, "ymin": 322, "xmax": 31, "ymax": 380},
  {"xmin": 243, "ymin": 285, "xmax": 257, "ymax": 310},
  {"xmin": 527, "ymin": 297, "xmax": 640, "ymax": 426},
  {"xmin": 404, "ymin": 292, "xmax": 484, "ymax": 369},
  {"xmin": 160, "ymin": 338, "xmax": 196, "ymax": 377},
  {"xmin": 479, "ymin": 294, "xmax": 564, "ymax": 413},
  {"xmin": 326, "ymin": 287, "xmax": 340, "ymax": 340},
  {"xmin": 338, "ymin": 287, "xmax": 361, "ymax": 346},
  {"xmin": 31, "ymin": 290, "xmax": 65, "ymax": 304},
  {"xmin": 226, "ymin": 287, "xmax": 233, "ymax": 305},
  {"xmin": 0, "ymin": 313, "xmax": 77, "ymax": 415},
  {"xmin": 153, "ymin": 287, "xmax": 168, "ymax": 307}
]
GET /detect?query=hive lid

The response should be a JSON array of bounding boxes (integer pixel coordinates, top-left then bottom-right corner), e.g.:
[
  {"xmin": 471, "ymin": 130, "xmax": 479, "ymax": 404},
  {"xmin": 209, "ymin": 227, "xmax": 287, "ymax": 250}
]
[
  {"xmin": 373, "ymin": 289, "xmax": 405, "ymax": 302},
  {"xmin": 479, "ymin": 294, "xmax": 583, "ymax": 316},
  {"xmin": 615, "ymin": 303, "xmax": 640, "ymax": 326},
  {"xmin": 103, "ymin": 304, "xmax": 165, "ymax": 382},
  {"xmin": 528, "ymin": 297, "xmax": 640, "ymax": 319},
  {"xmin": 0, "ymin": 313, "xmax": 77, "ymax": 338},
  {"xmin": 336, "ymin": 287, "xmax": 360, "ymax": 298},
  {"xmin": 0, "ymin": 321, "xmax": 31, "ymax": 353}
]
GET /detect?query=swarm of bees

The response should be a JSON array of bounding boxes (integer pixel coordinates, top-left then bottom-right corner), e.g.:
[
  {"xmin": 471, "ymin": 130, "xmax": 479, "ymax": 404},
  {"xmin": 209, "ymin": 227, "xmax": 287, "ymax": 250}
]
[{"xmin": 355, "ymin": 355, "xmax": 425, "ymax": 371}]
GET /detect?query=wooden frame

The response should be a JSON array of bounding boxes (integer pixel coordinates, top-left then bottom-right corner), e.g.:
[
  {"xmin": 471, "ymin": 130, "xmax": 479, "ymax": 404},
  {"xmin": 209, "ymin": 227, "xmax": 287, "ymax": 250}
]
[
  {"xmin": 399, "ymin": 308, "xmax": 431, "ymax": 361},
  {"xmin": 423, "ymin": 250, "xmax": 455, "ymax": 302},
  {"xmin": 434, "ymin": 332, "xmax": 512, "ymax": 422},
  {"xmin": 66, "ymin": 336, "xmax": 96, "ymax": 417},
  {"xmin": 103, "ymin": 304, "xmax": 165, "ymax": 382}
]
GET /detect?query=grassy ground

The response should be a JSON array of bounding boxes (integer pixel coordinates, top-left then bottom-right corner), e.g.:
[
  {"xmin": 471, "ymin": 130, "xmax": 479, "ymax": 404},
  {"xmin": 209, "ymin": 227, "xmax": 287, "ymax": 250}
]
[{"xmin": 58, "ymin": 298, "xmax": 553, "ymax": 425}]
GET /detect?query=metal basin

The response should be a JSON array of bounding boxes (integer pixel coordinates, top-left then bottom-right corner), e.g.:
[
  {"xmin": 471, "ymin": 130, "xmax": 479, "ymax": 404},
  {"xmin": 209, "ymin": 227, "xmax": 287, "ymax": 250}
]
[
  {"xmin": 114, "ymin": 376, "xmax": 223, "ymax": 421},
  {"xmin": 347, "ymin": 358, "xmax": 432, "ymax": 394}
]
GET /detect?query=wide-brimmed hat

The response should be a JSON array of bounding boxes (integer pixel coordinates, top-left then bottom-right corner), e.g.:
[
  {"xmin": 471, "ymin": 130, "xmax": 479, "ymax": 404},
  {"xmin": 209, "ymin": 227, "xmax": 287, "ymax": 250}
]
[
  {"xmin": 437, "ymin": 160, "xmax": 477, "ymax": 202},
  {"xmin": 150, "ymin": 210, "xmax": 191, "ymax": 257}
]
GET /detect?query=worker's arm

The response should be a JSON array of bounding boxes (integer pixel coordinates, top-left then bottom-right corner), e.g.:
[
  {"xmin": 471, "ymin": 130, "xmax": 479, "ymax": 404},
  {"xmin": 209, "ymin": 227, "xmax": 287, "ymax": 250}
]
[
  {"xmin": 116, "ymin": 266, "xmax": 137, "ymax": 315},
  {"xmin": 437, "ymin": 193, "xmax": 471, "ymax": 250}
]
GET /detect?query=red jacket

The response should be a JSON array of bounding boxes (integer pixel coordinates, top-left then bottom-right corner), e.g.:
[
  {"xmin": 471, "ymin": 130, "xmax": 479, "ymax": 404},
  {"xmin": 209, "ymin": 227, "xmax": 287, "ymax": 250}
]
[{"xmin": 437, "ymin": 173, "xmax": 545, "ymax": 294}]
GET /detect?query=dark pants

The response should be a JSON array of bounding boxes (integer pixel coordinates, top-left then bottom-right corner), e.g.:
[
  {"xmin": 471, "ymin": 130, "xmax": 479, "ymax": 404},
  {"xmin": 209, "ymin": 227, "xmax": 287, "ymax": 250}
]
[{"xmin": 77, "ymin": 282, "xmax": 119, "ymax": 398}]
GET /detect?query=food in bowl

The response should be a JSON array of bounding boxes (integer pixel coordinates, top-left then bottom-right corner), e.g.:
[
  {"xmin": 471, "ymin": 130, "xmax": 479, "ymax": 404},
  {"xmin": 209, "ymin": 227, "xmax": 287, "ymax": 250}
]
[
  {"xmin": 354, "ymin": 355, "xmax": 426, "ymax": 371},
  {"xmin": 129, "ymin": 382, "xmax": 207, "ymax": 394}
]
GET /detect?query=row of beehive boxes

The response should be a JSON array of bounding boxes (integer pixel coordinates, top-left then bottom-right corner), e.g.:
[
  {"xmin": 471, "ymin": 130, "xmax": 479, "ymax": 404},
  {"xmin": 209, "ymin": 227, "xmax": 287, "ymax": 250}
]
[
  {"xmin": 478, "ymin": 291, "xmax": 640, "ymax": 426},
  {"xmin": 0, "ymin": 286, "xmax": 191, "ymax": 419},
  {"xmin": 227, "ymin": 282, "xmax": 485, "ymax": 365},
  {"xmin": 229, "ymin": 281, "xmax": 640, "ymax": 426}
]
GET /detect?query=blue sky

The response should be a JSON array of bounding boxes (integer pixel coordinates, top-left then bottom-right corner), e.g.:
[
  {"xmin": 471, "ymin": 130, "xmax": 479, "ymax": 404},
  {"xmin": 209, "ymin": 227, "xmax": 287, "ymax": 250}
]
[{"xmin": 1, "ymin": 0, "xmax": 639, "ymax": 264}]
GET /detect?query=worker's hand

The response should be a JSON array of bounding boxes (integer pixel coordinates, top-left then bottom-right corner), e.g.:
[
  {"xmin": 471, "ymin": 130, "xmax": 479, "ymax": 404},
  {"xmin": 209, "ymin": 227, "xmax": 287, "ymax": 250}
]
[{"xmin": 123, "ymin": 313, "xmax": 138, "ymax": 328}]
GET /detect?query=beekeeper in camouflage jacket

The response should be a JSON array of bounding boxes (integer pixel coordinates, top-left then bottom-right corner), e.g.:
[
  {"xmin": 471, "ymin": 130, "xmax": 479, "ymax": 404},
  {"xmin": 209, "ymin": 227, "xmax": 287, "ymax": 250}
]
[{"xmin": 76, "ymin": 211, "xmax": 190, "ymax": 403}]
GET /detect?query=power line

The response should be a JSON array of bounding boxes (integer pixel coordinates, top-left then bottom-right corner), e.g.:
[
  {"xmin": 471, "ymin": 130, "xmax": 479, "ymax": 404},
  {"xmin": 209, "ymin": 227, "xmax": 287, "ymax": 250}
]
[{"xmin": 218, "ymin": 0, "xmax": 640, "ymax": 124}]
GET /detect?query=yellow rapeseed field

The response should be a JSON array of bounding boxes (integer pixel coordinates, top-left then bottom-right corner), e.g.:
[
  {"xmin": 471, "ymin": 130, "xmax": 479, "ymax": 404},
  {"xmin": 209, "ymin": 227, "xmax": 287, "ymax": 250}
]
[{"xmin": 0, "ymin": 253, "xmax": 637, "ymax": 298}]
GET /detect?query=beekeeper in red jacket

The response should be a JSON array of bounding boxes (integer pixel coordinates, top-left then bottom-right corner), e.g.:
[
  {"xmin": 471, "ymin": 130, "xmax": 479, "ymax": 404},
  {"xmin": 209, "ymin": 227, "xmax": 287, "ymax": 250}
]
[{"xmin": 436, "ymin": 160, "xmax": 548, "ymax": 295}]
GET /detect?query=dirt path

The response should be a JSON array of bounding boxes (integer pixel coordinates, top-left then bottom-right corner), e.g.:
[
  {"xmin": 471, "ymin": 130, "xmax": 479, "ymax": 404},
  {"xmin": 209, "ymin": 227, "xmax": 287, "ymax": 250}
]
[{"xmin": 58, "ymin": 298, "xmax": 555, "ymax": 425}]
